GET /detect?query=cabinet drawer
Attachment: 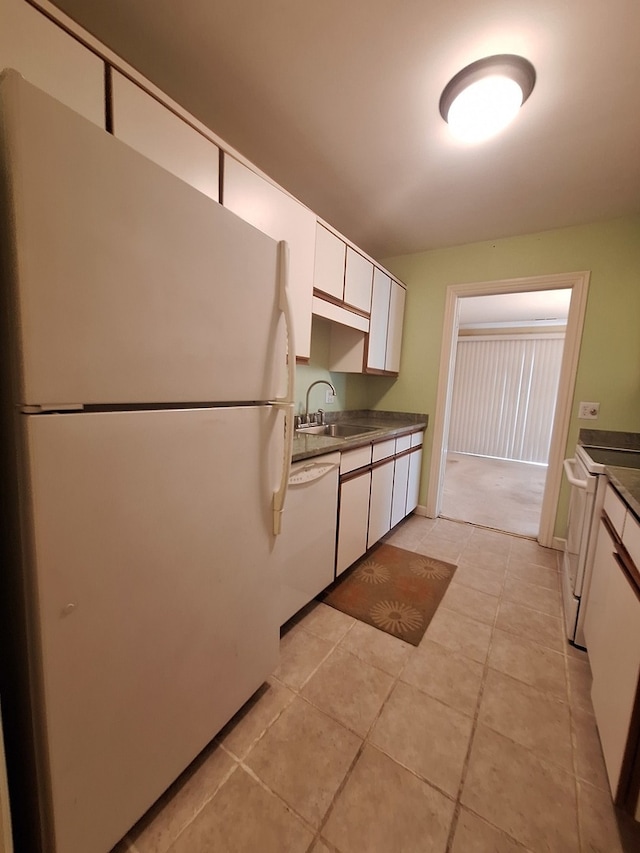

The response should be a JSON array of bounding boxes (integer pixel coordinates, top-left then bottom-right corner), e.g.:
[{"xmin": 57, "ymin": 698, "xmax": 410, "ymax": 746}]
[
  {"xmin": 410, "ymin": 430, "xmax": 424, "ymax": 448},
  {"xmin": 604, "ymin": 483, "xmax": 627, "ymax": 538},
  {"xmin": 622, "ymin": 511, "xmax": 640, "ymax": 570},
  {"xmin": 395, "ymin": 435, "xmax": 411, "ymax": 454},
  {"xmin": 372, "ymin": 438, "xmax": 396, "ymax": 462},
  {"xmin": 340, "ymin": 445, "xmax": 372, "ymax": 474}
]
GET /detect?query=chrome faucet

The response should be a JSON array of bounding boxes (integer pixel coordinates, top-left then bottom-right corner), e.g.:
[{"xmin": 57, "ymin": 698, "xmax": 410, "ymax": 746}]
[{"xmin": 304, "ymin": 380, "xmax": 336, "ymax": 423}]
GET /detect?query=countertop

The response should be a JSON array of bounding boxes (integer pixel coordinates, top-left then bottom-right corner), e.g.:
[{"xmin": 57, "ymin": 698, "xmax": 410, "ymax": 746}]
[
  {"xmin": 579, "ymin": 429, "xmax": 640, "ymax": 520},
  {"xmin": 292, "ymin": 410, "xmax": 428, "ymax": 463}
]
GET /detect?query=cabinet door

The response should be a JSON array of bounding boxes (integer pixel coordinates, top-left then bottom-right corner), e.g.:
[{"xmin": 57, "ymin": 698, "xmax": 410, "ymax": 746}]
[
  {"xmin": 223, "ymin": 155, "xmax": 315, "ymax": 360},
  {"xmin": 0, "ymin": 0, "xmax": 104, "ymax": 126},
  {"xmin": 111, "ymin": 72, "xmax": 219, "ymax": 202},
  {"xmin": 390, "ymin": 454, "xmax": 411, "ymax": 529},
  {"xmin": 367, "ymin": 268, "xmax": 391, "ymax": 370},
  {"xmin": 586, "ymin": 520, "xmax": 640, "ymax": 797},
  {"xmin": 368, "ymin": 460, "xmax": 395, "ymax": 548},
  {"xmin": 336, "ymin": 472, "xmax": 371, "ymax": 576},
  {"xmin": 406, "ymin": 445, "xmax": 423, "ymax": 515},
  {"xmin": 313, "ymin": 223, "xmax": 345, "ymax": 300},
  {"xmin": 344, "ymin": 247, "xmax": 373, "ymax": 313},
  {"xmin": 385, "ymin": 281, "xmax": 406, "ymax": 373}
]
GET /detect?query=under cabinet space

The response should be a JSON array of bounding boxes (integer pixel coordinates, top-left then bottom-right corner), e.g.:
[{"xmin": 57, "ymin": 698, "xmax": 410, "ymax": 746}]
[{"xmin": 328, "ymin": 324, "xmax": 367, "ymax": 372}]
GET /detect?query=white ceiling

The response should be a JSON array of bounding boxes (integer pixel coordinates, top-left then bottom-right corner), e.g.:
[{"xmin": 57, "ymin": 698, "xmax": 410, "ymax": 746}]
[{"xmin": 50, "ymin": 0, "xmax": 640, "ymax": 260}]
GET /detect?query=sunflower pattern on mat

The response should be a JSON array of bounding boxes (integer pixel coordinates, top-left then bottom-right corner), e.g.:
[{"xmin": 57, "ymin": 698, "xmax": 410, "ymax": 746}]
[
  {"xmin": 354, "ymin": 559, "xmax": 391, "ymax": 584},
  {"xmin": 369, "ymin": 600, "xmax": 423, "ymax": 635},
  {"xmin": 409, "ymin": 555, "xmax": 452, "ymax": 580}
]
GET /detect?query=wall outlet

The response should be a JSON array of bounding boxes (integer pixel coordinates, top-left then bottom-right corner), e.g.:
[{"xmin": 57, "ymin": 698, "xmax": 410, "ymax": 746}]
[
  {"xmin": 325, "ymin": 390, "xmax": 336, "ymax": 404},
  {"xmin": 578, "ymin": 401, "xmax": 600, "ymax": 419}
]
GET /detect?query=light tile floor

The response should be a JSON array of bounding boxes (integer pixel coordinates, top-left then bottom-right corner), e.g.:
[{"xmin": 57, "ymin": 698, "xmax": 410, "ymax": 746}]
[{"xmin": 113, "ymin": 516, "xmax": 640, "ymax": 853}]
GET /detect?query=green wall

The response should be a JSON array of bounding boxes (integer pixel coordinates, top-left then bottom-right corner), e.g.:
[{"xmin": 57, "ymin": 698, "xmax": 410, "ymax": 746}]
[
  {"xmin": 295, "ymin": 214, "xmax": 640, "ymax": 537},
  {"xmin": 363, "ymin": 214, "xmax": 640, "ymax": 536}
]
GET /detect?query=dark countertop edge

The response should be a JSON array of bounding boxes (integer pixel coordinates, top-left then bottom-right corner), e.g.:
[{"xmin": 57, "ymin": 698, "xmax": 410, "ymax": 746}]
[
  {"xmin": 292, "ymin": 412, "xmax": 428, "ymax": 463},
  {"xmin": 579, "ymin": 428, "xmax": 640, "ymax": 451},
  {"xmin": 604, "ymin": 466, "xmax": 640, "ymax": 522}
]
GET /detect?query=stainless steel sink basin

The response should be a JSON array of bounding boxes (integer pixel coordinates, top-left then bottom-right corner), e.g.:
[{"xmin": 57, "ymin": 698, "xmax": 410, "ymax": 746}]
[{"xmin": 295, "ymin": 423, "xmax": 378, "ymax": 438}]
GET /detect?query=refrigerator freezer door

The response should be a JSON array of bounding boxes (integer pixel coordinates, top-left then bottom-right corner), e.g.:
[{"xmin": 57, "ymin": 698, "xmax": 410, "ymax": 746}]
[
  {"xmin": 23, "ymin": 407, "xmax": 281, "ymax": 853},
  {"xmin": 0, "ymin": 70, "xmax": 285, "ymax": 407}
]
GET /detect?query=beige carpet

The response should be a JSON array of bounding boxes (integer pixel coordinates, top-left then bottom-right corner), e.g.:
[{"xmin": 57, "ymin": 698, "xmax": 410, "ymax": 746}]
[
  {"xmin": 441, "ymin": 451, "xmax": 547, "ymax": 538},
  {"xmin": 319, "ymin": 543, "xmax": 456, "ymax": 646}
]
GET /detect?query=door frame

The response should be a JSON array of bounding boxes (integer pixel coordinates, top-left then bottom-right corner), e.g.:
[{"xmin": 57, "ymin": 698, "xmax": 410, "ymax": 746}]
[{"xmin": 425, "ymin": 271, "xmax": 590, "ymax": 547}]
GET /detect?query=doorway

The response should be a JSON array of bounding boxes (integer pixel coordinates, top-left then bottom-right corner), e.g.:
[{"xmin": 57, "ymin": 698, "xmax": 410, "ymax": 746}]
[
  {"xmin": 426, "ymin": 272, "xmax": 590, "ymax": 548},
  {"xmin": 440, "ymin": 290, "xmax": 569, "ymax": 537}
]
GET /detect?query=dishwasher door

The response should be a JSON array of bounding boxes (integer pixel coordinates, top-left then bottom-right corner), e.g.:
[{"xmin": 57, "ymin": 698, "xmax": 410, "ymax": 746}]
[{"xmin": 277, "ymin": 453, "xmax": 340, "ymax": 626}]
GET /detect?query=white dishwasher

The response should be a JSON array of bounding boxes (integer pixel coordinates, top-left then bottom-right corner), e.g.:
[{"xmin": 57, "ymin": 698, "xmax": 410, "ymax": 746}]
[{"xmin": 277, "ymin": 452, "xmax": 340, "ymax": 626}]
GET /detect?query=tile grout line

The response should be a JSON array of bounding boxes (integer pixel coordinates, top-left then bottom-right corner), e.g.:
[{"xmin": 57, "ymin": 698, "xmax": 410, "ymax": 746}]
[
  {"xmin": 443, "ymin": 535, "xmax": 513, "ymax": 853},
  {"xmin": 306, "ymin": 616, "xmax": 430, "ymax": 850}
]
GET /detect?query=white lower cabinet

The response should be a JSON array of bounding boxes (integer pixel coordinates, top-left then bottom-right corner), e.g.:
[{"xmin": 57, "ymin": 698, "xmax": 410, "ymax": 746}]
[
  {"xmin": 390, "ymin": 453, "xmax": 410, "ymax": 529},
  {"xmin": 335, "ymin": 430, "xmax": 424, "ymax": 575},
  {"xmin": 336, "ymin": 471, "xmax": 371, "ymax": 576},
  {"xmin": 368, "ymin": 460, "xmax": 395, "ymax": 548},
  {"xmin": 584, "ymin": 515, "xmax": 640, "ymax": 800},
  {"xmin": 1, "ymin": 0, "xmax": 105, "ymax": 126},
  {"xmin": 406, "ymin": 445, "xmax": 423, "ymax": 514}
]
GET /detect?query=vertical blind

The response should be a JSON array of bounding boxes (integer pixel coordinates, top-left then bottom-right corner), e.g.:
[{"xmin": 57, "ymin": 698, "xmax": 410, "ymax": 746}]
[{"xmin": 448, "ymin": 334, "xmax": 565, "ymax": 464}]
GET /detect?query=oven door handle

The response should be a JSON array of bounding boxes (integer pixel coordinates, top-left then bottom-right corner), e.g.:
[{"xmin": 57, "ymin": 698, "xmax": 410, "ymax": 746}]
[{"xmin": 563, "ymin": 457, "xmax": 589, "ymax": 489}]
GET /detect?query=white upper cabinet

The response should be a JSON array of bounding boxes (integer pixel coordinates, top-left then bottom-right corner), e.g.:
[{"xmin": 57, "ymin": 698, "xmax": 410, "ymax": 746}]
[
  {"xmin": 313, "ymin": 223, "xmax": 345, "ymax": 300},
  {"xmin": 366, "ymin": 272, "xmax": 405, "ymax": 375},
  {"xmin": 367, "ymin": 268, "xmax": 392, "ymax": 371},
  {"xmin": 0, "ymin": 0, "xmax": 104, "ymax": 126},
  {"xmin": 111, "ymin": 72, "xmax": 219, "ymax": 202},
  {"xmin": 344, "ymin": 247, "xmax": 373, "ymax": 313},
  {"xmin": 385, "ymin": 281, "xmax": 406, "ymax": 373},
  {"xmin": 223, "ymin": 155, "xmax": 316, "ymax": 360}
]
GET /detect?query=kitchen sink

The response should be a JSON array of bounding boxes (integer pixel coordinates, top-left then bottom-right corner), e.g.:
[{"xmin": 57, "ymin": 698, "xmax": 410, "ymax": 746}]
[{"xmin": 295, "ymin": 423, "xmax": 379, "ymax": 438}]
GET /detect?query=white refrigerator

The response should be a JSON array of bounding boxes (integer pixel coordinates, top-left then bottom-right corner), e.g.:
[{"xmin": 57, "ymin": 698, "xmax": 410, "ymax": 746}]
[{"xmin": 0, "ymin": 70, "xmax": 294, "ymax": 853}]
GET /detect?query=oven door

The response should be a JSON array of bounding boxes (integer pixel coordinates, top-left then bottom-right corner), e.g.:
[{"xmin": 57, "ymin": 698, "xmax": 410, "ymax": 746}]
[
  {"xmin": 563, "ymin": 454, "xmax": 597, "ymax": 595},
  {"xmin": 561, "ymin": 453, "xmax": 597, "ymax": 642}
]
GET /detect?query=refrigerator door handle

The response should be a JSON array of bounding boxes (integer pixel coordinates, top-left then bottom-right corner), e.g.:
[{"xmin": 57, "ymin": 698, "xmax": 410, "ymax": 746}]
[{"xmin": 271, "ymin": 240, "xmax": 295, "ymax": 535}]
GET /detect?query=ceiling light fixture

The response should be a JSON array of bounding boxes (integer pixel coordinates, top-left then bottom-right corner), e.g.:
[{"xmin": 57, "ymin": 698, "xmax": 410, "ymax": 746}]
[{"xmin": 439, "ymin": 54, "xmax": 536, "ymax": 144}]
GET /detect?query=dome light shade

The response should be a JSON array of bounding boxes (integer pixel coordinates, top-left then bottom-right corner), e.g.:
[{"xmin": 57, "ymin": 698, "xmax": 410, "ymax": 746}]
[{"xmin": 440, "ymin": 55, "xmax": 536, "ymax": 143}]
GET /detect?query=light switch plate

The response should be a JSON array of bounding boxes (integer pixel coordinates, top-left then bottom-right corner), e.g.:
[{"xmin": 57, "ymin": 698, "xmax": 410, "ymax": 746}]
[
  {"xmin": 578, "ymin": 402, "xmax": 600, "ymax": 419},
  {"xmin": 325, "ymin": 390, "xmax": 336, "ymax": 403}
]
